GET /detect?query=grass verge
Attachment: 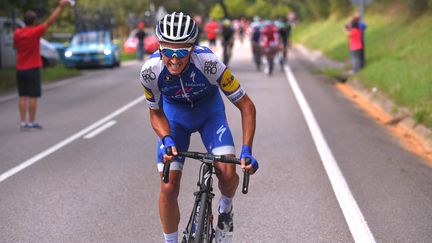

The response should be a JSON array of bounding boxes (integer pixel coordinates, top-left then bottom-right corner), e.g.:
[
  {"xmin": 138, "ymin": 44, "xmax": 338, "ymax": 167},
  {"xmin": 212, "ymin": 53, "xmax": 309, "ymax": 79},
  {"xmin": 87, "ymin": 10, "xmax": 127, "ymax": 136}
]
[
  {"xmin": 0, "ymin": 65, "xmax": 80, "ymax": 95},
  {"xmin": 0, "ymin": 50, "xmax": 136, "ymax": 95},
  {"xmin": 293, "ymin": 14, "xmax": 432, "ymax": 128}
]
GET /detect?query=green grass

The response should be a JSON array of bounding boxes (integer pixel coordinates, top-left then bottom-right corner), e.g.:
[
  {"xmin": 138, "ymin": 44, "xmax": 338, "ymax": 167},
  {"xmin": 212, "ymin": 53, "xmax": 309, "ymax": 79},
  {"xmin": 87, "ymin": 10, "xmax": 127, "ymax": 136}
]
[
  {"xmin": 121, "ymin": 52, "xmax": 137, "ymax": 61},
  {"xmin": 293, "ymin": 14, "xmax": 432, "ymax": 128},
  {"xmin": 41, "ymin": 65, "xmax": 80, "ymax": 83},
  {"xmin": 0, "ymin": 65, "xmax": 79, "ymax": 94},
  {"xmin": 0, "ymin": 49, "xmax": 136, "ymax": 95}
]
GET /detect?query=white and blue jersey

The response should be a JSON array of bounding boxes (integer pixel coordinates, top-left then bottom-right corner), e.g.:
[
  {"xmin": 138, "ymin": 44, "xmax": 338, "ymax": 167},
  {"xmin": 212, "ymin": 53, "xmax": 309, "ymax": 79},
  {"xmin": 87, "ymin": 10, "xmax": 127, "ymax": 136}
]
[{"xmin": 140, "ymin": 45, "xmax": 246, "ymax": 171}]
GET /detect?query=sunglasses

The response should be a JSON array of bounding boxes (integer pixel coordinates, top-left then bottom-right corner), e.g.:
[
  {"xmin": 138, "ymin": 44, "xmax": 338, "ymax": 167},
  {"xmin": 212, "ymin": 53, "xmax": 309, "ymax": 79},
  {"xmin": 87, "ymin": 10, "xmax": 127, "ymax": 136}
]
[{"xmin": 159, "ymin": 45, "xmax": 193, "ymax": 58}]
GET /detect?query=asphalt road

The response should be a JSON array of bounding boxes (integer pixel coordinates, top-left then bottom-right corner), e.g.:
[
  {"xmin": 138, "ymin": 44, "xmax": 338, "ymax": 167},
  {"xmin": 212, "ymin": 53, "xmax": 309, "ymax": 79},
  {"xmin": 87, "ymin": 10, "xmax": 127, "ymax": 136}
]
[{"xmin": 1, "ymin": 40, "xmax": 431, "ymax": 243}]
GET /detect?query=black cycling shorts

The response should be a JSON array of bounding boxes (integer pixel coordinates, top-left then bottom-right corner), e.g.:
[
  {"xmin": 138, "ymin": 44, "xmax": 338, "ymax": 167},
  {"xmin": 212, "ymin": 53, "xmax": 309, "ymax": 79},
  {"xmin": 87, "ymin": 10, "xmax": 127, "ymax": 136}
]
[{"xmin": 16, "ymin": 68, "xmax": 41, "ymax": 98}]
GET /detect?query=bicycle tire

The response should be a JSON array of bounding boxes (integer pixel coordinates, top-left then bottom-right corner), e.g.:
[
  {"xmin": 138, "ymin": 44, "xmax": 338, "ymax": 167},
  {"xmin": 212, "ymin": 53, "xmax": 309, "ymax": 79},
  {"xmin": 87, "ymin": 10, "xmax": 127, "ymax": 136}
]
[{"xmin": 194, "ymin": 192, "xmax": 209, "ymax": 243}]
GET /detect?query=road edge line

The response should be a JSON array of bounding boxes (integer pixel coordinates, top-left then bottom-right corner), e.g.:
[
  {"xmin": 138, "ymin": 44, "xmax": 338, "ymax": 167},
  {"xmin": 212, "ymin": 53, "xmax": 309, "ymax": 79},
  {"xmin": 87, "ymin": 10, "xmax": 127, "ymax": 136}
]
[{"xmin": 284, "ymin": 64, "xmax": 376, "ymax": 243}]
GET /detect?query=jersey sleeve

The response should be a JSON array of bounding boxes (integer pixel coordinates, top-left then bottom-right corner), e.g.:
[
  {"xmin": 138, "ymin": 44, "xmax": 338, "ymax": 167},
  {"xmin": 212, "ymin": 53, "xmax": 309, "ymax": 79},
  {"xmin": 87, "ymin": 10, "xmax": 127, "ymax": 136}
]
[
  {"xmin": 192, "ymin": 46, "xmax": 245, "ymax": 103},
  {"xmin": 217, "ymin": 67, "xmax": 245, "ymax": 103},
  {"xmin": 139, "ymin": 58, "xmax": 162, "ymax": 110}
]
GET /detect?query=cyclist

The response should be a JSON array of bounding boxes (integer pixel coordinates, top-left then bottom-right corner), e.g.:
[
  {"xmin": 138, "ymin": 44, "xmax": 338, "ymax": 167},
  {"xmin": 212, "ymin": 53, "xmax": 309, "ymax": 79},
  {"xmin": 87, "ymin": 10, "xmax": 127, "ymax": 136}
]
[
  {"xmin": 220, "ymin": 19, "xmax": 235, "ymax": 66},
  {"xmin": 249, "ymin": 16, "xmax": 263, "ymax": 70},
  {"xmin": 139, "ymin": 12, "xmax": 259, "ymax": 243},
  {"xmin": 275, "ymin": 17, "xmax": 291, "ymax": 64},
  {"xmin": 260, "ymin": 20, "xmax": 280, "ymax": 75}
]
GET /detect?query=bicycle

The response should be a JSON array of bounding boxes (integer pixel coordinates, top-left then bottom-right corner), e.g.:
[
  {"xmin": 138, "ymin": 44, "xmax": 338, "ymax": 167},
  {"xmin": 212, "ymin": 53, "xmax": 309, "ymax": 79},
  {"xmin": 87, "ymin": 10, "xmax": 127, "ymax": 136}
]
[
  {"xmin": 262, "ymin": 45, "xmax": 278, "ymax": 76},
  {"xmin": 162, "ymin": 147, "xmax": 251, "ymax": 243}
]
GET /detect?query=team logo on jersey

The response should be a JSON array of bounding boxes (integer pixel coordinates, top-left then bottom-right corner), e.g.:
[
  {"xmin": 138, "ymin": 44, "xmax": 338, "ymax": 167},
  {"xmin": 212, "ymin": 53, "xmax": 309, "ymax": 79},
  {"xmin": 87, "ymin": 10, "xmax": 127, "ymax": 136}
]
[
  {"xmin": 164, "ymin": 75, "xmax": 173, "ymax": 82},
  {"xmin": 216, "ymin": 125, "xmax": 227, "ymax": 142},
  {"xmin": 141, "ymin": 67, "xmax": 156, "ymax": 83},
  {"xmin": 204, "ymin": 61, "xmax": 217, "ymax": 74},
  {"xmin": 220, "ymin": 69, "xmax": 240, "ymax": 93},
  {"xmin": 190, "ymin": 71, "xmax": 196, "ymax": 82},
  {"xmin": 143, "ymin": 86, "xmax": 154, "ymax": 101}
]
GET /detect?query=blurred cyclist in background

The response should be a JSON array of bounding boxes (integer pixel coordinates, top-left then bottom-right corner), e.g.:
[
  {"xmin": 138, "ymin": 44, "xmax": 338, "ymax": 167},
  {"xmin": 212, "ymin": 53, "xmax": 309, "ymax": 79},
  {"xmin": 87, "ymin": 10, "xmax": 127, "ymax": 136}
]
[
  {"xmin": 275, "ymin": 17, "xmax": 291, "ymax": 65},
  {"xmin": 260, "ymin": 20, "xmax": 280, "ymax": 76},
  {"xmin": 221, "ymin": 19, "xmax": 235, "ymax": 66},
  {"xmin": 249, "ymin": 16, "xmax": 263, "ymax": 70}
]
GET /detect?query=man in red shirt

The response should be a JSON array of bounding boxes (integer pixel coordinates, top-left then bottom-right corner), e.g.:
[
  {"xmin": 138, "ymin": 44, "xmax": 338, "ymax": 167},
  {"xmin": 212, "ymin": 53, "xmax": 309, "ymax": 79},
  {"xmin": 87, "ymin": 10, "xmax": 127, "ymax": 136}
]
[
  {"xmin": 204, "ymin": 18, "xmax": 219, "ymax": 50},
  {"xmin": 343, "ymin": 14, "xmax": 365, "ymax": 74},
  {"xmin": 14, "ymin": 0, "xmax": 70, "ymax": 130}
]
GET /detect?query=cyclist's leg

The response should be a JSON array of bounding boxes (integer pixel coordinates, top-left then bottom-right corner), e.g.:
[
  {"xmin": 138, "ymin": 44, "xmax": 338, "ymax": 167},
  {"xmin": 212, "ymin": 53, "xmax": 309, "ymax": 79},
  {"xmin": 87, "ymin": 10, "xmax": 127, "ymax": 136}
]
[
  {"xmin": 199, "ymin": 110, "xmax": 239, "ymax": 198},
  {"xmin": 157, "ymin": 121, "xmax": 190, "ymax": 238}
]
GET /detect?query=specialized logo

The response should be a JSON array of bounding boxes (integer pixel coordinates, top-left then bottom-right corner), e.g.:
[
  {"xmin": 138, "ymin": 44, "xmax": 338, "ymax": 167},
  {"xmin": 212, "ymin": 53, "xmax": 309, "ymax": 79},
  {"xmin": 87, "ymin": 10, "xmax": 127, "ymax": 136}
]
[
  {"xmin": 216, "ymin": 125, "xmax": 226, "ymax": 142},
  {"xmin": 220, "ymin": 69, "xmax": 240, "ymax": 93},
  {"xmin": 141, "ymin": 67, "xmax": 156, "ymax": 83},
  {"xmin": 190, "ymin": 71, "xmax": 196, "ymax": 83},
  {"xmin": 204, "ymin": 61, "xmax": 217, "ymax": 75}
]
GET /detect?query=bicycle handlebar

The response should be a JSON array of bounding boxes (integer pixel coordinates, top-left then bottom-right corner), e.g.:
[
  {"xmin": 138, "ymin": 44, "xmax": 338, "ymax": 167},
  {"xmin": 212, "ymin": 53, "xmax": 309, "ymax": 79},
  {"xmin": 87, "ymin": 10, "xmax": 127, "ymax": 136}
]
[{"xmin": 162, "ymin": 147, "xmax": 250, "ymax": 194}]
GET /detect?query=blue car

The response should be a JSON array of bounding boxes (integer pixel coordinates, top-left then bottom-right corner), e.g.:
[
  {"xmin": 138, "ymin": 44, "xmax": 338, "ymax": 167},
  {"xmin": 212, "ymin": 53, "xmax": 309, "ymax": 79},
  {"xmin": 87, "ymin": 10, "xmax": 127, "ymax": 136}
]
[{"xmin": 64, "ymin": 30, "xmax": 121, "ymax": 68}]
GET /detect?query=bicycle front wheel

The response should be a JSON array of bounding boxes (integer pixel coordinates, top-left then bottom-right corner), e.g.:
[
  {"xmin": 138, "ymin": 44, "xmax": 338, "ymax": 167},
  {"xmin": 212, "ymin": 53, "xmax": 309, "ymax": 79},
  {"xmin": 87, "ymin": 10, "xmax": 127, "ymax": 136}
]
[{"xmin": 194, "ymin": 192, "xmax": 211, "ymax": 243}]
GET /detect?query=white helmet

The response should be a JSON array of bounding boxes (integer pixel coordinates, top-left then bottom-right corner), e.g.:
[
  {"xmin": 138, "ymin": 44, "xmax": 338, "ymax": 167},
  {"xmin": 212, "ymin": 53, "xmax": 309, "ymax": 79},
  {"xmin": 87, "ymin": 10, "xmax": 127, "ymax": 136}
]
[{"xmin": 155, "ymin": 12, "xmax": 198, "ymax": 44}]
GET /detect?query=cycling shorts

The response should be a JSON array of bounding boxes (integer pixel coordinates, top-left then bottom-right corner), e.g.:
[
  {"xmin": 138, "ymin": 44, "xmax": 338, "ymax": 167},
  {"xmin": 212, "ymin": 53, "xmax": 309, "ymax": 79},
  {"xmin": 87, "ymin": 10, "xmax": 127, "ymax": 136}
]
[{"xmin": 156, "ymin": 92, "xmax": 235, "ymax": 172}]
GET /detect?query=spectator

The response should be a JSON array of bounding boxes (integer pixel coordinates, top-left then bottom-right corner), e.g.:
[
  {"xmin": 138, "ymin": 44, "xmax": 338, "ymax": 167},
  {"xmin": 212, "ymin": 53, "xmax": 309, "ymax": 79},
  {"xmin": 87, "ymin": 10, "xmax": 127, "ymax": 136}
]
[
  {"xmin": 13, "ymin": 0, "xmax": 71, "ymax": 130},
  {"xmin": 136, "ymin": 21, "xmax": 146, "ymax": 61},
  {"xmin": 343, "ymin": 18, "xmax": 364, "ymax": 73},
  {"xmin": 204, "ymin": 17, "xmax": 219, "ymax": 50},
  {"xmin": 345, "ymin": 12, "xmax": 367, "ymax": 67}
]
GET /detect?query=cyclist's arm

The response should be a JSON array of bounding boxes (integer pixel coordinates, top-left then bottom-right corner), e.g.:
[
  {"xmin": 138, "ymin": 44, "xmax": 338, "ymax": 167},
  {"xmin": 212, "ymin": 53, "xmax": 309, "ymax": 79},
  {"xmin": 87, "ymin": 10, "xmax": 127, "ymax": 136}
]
[
  {"xmin": 149, "ymin": 108, "xmax": 171, "ymax": 139},
  {"xmin": 149, "ymin": 108, "xmax": 178, "ymax": 159},
  {"xmin": 233, "ymin": 94, "xmax": 256, "ymax": 147}
]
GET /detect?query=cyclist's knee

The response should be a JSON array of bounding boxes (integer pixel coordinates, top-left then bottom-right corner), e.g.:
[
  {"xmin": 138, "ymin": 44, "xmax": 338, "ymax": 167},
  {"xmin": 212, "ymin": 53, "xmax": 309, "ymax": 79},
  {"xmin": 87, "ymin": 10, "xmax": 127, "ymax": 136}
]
[
  {"xmin": 160, "ymin": 172, "xmax": 181, "ymax": 199},
  {"xmin": 215, "ymin": 164, "xmax": 239, "ymax": 183}
]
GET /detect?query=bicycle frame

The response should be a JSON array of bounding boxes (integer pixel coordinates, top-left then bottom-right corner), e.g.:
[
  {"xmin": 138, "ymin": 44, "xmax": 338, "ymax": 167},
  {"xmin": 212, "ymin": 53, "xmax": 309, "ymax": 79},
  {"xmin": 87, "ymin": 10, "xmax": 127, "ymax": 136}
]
[
  {"xmin": 162, "ymin": 149, "xmax": 250, "ymax": 243},
  {"xmin": 183, "ymin": 162, "xmax": 215, "ymax": 242}
]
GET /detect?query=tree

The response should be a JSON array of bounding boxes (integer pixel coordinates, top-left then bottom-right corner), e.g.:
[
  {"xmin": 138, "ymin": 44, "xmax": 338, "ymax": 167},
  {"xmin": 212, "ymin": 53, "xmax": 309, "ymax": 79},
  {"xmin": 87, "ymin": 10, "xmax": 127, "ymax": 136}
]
[
  {"xmin": 209, "ymin": 4, "xmax": 225, "ymax": 20},
  {"xmin": 305, "ymin": 0, "xmax": 331, "ymax": 19},
  {"xmin": 226, "ymin": 0, "xmax": 248, "ymax": 19},
  {"xmin": 246, "ymin": 0, "xmax": 273, "ymax": 18},
  {"xmin": 329, "ymin": 0, "xmax": 352, "ymax": 17}
]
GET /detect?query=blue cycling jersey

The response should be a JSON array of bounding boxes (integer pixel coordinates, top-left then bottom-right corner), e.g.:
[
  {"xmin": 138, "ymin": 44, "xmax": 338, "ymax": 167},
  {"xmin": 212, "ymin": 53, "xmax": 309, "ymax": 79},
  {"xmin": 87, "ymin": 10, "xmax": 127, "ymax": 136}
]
[
  {"xmin": 140, "ymin": 45, "xmax": 245, "ymax": 110},
  {"xmin": 139, "ymin": 45, "xmax": 245, "ymax": 171}
]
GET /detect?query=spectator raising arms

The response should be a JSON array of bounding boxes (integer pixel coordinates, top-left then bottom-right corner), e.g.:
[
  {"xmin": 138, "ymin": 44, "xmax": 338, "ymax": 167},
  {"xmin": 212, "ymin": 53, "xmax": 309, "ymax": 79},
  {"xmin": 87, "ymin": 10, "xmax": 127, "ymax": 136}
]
[{"xmin": 13, "ymin": 0, "xmax": 71, "ymax": 130}]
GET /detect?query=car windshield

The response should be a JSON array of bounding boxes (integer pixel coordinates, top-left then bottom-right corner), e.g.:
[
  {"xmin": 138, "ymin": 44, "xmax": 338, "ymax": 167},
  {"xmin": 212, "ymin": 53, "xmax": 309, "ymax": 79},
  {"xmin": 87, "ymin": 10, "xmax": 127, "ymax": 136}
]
[{"xmin": 71, "ymin": 31, "xmax": 107, "ymax": 45}]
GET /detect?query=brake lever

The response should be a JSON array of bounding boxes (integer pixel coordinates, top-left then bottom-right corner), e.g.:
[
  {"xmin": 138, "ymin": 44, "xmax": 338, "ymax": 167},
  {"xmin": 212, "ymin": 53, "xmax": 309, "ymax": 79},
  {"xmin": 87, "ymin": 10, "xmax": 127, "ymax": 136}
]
[
  {"xmin": 161, "ymin": 146, "xmax": 173, "ymax": 183},
  {"xmin": 242, "ymin": 157, "xmax": 251, "ymax": 194}
]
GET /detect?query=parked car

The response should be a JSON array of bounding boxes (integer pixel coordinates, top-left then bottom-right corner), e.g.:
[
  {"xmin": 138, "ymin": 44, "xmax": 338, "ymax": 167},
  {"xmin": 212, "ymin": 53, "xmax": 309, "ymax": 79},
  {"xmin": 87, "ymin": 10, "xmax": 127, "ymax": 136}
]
[
  {"xmin": 123, "ymin": 29, "xmax": 158, "ymax": 55},
  {"xmin": 0, "ymin": 17, "xmax": 60, "ymax": 68},
  {"xmin": 63, "ymin": 30, "xmax": 121, "ymax": 68},
  {"xmin": 49, "ymin": 33, "xmax": 73, "ymax": 63}
]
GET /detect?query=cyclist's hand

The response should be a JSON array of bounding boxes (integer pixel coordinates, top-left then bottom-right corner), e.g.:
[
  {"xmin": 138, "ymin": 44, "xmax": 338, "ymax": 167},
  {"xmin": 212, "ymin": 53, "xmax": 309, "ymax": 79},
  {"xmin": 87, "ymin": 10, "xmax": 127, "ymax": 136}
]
[
  {"xmin": 240, "ymin": 145, "xmax": 259, "ymax": 174},
  {"xmin": 160, "ymin": 135, "xmax": 177, "ymax": 163}
]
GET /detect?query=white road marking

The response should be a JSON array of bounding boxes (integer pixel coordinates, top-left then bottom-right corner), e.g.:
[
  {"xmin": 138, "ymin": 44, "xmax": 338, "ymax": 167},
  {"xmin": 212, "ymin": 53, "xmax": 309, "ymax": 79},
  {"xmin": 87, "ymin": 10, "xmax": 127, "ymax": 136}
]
[
  {"xmin": 0, "ymin": 96, "xmax": 145, "ymax": 183},
  {"xmin": 284, "ymin": 64, "xmax": 376, "ymax": 243},
  {"xmin": 83, "ymin": 120, "xmax": 117, "ymax": 139}
]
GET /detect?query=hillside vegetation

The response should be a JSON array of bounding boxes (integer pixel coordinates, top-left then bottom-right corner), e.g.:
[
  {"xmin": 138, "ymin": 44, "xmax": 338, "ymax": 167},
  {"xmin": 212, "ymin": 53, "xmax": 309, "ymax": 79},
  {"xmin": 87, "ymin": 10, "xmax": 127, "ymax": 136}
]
[{"xmin": 293, "ymin": 12, "xmax": 432, "ymax": 128}]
